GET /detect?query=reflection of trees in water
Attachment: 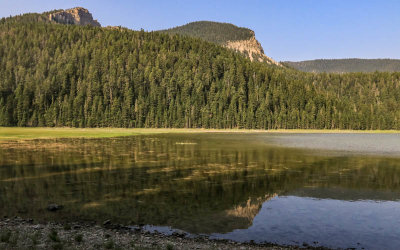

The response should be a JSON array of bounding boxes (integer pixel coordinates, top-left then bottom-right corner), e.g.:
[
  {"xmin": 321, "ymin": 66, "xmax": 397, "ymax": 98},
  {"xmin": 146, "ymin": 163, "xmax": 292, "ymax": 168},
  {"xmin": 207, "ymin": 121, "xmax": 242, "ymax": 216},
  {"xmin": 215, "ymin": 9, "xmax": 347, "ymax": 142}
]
[{"xmin": 0, "ymin": 134, "xmax": 400, "ymax": 233}]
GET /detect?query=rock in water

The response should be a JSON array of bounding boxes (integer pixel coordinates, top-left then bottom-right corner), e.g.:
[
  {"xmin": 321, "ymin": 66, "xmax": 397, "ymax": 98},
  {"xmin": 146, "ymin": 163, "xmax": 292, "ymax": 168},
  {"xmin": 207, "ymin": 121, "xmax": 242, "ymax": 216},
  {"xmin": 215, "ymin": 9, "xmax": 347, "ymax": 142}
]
[
  {"xmin": 49, "ymin": 7, "xmax": 101, "ymax": 27},
  {"xmin": 47, "ymin": 204, "xmax": 63, "ymax": 212}
]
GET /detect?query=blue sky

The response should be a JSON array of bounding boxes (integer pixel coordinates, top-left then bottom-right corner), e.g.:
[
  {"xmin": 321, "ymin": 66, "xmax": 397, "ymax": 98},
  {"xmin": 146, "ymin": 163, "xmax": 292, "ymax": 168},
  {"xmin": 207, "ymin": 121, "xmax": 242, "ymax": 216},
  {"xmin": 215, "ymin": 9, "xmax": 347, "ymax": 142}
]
[{"xmin": 1, "ymin": 0, "xmax": 399, "ymax": 61}]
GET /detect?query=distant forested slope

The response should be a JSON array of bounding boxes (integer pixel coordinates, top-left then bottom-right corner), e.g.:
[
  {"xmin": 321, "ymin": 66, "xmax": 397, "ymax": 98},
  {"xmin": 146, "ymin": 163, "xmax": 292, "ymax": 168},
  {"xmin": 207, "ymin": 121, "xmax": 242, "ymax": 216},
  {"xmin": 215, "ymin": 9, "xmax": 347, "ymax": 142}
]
[
  {"xmin": 284, "ymin": 59, "xmax": 400, "ymax": 73},
  {"xmin": 160, "ymin": 21, "xmax": 254, "ymax": 44},
  {"xmin": 159, "ymin": 21, "xmax": 280, "ymax": 65},
  {"xmin": 1, "ymin": 12, "xmax": 400, "ymax": 129}
]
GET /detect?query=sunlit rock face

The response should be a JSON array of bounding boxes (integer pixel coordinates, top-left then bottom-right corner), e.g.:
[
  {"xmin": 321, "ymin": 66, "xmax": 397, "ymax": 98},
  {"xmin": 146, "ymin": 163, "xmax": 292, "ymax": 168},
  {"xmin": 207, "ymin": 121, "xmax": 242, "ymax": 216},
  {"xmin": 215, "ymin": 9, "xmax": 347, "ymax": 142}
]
[
  {"xmin": 49, "ymin": 7, "xmax": 101, "ymax": 27},
  {"xmin": 225, "ymin": 33, "xmax": 281, "ymax": 66}
]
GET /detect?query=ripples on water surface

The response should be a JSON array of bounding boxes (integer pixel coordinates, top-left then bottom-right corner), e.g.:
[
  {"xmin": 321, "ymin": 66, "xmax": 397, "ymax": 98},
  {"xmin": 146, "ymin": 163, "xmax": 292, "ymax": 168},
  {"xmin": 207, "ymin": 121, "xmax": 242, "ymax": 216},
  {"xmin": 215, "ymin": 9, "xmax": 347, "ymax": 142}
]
[{"xmin": 0, "ymin": 133, "xmax": 400, "ymax": 249}]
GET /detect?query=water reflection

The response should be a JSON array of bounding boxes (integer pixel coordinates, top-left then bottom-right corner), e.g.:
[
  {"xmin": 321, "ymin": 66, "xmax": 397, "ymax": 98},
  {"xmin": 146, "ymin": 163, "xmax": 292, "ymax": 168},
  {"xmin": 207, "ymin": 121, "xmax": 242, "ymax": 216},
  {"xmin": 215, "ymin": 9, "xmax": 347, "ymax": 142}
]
[
  {"xmin": 213, "ymin": 196, "xmax": 400, "ymax": 250},
  {"xmin": 0, "ymin": 133, "xmax": 400, "ymax": 249}
]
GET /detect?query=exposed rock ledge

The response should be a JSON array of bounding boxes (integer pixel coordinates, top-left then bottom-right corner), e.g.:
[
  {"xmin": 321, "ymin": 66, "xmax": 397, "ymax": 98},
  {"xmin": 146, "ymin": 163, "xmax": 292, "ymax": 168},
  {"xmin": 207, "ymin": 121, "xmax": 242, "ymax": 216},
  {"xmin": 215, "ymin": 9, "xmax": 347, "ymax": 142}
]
[
  {"xmin": 49, "ymin": 7, "xmax": 101, "ymax": 27},
  {"xmin": 225, "ymin": 36, "xmax": 280, "ymax": 66}
]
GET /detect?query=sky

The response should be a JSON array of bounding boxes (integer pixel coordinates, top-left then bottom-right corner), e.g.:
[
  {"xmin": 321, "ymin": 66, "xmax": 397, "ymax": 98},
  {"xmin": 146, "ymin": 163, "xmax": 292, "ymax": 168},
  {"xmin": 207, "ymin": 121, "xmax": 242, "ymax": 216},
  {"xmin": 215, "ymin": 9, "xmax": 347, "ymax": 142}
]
[{"xmin": 1, "ymin": 0, "xmax": 400, "ymax": 61}]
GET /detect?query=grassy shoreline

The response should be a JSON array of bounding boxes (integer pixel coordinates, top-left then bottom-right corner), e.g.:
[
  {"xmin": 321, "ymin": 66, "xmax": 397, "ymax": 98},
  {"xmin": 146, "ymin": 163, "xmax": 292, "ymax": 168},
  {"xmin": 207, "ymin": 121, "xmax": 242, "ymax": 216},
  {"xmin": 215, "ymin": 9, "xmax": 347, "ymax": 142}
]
[{"xmin": 0, "ymin": 127, "xmax": 399, "ymax": 141}]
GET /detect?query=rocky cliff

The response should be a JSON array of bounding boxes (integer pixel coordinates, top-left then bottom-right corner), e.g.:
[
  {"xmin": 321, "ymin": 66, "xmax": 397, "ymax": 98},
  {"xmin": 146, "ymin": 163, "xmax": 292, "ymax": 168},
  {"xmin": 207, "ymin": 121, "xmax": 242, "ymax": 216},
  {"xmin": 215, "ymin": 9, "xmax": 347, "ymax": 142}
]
[
  {"xmin": 49, "ymin": 7, "xmax": 101, "ymax": 27},
  {"xmin": 225, "ymin": 34, "xmax": 280, "ymax": 66}
]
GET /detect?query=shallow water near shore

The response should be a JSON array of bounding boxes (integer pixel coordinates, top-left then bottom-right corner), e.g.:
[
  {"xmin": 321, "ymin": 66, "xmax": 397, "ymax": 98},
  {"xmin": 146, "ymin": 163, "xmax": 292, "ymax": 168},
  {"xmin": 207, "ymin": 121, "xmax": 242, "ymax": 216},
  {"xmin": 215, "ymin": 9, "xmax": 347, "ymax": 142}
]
[{"xmin": 1, "ymin": 133, "xmax": 400, "ymax": 249}]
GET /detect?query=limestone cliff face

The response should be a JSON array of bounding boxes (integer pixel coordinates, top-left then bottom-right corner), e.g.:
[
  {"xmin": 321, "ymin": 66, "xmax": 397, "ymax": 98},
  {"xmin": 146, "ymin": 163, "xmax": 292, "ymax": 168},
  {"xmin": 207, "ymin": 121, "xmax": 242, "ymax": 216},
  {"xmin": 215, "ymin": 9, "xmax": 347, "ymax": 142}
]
[
  {"xmin": 225, "ymin": 33, "xmax": 280, "ymax": 66},
  {"xmin": 49, "ymin": 7, "xmax": 101, "ymax": 27}
]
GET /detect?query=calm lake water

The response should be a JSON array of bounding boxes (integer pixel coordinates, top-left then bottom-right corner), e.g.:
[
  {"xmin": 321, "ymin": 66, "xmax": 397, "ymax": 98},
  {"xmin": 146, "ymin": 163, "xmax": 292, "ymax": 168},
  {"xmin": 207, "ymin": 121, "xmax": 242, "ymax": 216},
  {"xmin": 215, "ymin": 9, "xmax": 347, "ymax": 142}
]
[{"xmin": 1, "ymin": 133, "xmax": 400, "ymax": 249}]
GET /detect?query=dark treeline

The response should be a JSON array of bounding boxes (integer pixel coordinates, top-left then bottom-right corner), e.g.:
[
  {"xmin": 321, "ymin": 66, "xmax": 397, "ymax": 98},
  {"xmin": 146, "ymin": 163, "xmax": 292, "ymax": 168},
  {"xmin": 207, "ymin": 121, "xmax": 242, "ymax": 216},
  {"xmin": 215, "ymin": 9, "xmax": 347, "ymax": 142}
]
[
  {"xmin": 284, "ymin": 59, "xmax": 400, "ymax": 73},
  {"xmin": 1, "ymin": 15, "xmax": 400, "ymax": 129}
]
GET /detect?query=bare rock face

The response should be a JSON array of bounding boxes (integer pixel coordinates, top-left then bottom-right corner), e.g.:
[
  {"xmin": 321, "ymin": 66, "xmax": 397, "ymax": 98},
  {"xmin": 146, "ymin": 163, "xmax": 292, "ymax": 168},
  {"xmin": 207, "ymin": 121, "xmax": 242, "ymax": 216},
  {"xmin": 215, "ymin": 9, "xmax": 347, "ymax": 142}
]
[
  {"xmin": 225, "ymin": 33, "xmax": 280, "ymax": 66},
  {"xmin": 49, "ymin": 7, "xmax": 101, "ymax": 27}
]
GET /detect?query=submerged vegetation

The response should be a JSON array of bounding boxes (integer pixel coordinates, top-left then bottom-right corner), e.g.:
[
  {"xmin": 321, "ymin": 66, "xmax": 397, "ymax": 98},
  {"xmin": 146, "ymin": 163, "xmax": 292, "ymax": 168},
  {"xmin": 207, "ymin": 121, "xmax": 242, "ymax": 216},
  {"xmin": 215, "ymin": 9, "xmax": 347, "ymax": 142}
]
[
  {"xmin": 1, "ymin": 11, "xmax": 400, "ymax": 130},
  {"xmin": 1, "ymin": 133, "xmax": 400, "ymax": 236}
]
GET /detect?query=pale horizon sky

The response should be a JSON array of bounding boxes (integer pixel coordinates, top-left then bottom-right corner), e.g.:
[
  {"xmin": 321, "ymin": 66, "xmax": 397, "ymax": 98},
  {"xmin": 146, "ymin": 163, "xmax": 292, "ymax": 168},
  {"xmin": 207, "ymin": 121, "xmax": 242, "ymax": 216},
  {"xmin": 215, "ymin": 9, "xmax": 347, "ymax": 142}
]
[{"xmin": 1, "ymin": 0, "xmax": 400, "ymax": 62}]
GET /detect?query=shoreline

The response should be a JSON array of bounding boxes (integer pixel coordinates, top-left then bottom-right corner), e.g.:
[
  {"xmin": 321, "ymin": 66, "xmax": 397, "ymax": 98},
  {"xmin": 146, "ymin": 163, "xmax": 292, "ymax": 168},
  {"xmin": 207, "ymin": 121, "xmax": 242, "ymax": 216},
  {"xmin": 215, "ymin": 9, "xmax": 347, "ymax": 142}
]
[
  {"xmin": 1, "ymin": 127, "xmax": 399, "ymax": 141},
  {"xmin": 0, "ymin": 218, "xmax": 323, "ymax": 250}
]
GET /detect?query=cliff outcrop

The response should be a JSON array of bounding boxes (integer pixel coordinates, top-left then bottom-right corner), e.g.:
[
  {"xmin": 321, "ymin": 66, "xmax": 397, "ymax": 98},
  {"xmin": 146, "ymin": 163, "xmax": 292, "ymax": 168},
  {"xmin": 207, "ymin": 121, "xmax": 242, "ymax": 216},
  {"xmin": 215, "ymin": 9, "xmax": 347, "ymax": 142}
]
[
  {"xmin": 225, "ymin": 34, "xmax": 280, "ymax": 66},
  {"xmin": 49, "ymin": 7, "xmax": 101, "ymax": 27}
]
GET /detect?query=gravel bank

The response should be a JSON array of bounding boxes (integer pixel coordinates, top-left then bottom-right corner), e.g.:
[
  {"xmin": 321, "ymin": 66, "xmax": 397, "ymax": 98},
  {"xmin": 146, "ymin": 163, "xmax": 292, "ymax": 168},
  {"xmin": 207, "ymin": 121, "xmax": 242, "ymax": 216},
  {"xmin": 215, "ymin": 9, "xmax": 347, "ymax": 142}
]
[{"xmin": 0, "ymin": 218, "xmax": 315, "ymax": 250}]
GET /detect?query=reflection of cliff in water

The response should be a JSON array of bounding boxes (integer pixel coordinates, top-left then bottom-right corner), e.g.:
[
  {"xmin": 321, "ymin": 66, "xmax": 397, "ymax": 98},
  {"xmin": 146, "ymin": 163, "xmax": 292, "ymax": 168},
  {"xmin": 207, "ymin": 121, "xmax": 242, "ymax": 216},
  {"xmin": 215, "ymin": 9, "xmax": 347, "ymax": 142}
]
[{"xmin": 0, "ymin": 134, "xmax": 400, "ymax": 234}]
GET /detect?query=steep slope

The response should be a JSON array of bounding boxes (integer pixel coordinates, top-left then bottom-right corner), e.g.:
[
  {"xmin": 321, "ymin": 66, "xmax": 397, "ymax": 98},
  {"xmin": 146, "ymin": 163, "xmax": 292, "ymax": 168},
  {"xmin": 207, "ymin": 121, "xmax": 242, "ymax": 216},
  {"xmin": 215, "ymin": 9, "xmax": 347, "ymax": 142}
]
[
  {"xmin": 160, "ymin": 21, "xmax": 280, "ymax": 66},
  {"xmin": 284, "ymin": 59, "xmax": 400, "ymax": 73}
]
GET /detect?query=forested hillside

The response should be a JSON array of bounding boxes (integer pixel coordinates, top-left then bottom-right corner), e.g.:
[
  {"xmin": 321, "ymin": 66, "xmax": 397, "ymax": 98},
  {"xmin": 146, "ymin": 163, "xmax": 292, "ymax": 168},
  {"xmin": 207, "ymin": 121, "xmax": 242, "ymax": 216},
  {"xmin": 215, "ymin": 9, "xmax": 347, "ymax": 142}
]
[
  {"xmin": 1, "ymin": 12, "xmax": 400, "ymax": 129},
  {"xmin": 284, "ymin": 59, "xmax": 400, "ymax": 73},
  {"xmin": 159, "ymin": 21, "xmax": 279, "ymax": 65},
  {"xmin": 160, "ymin": 21, "xmax": 254, "ymax": 44}
]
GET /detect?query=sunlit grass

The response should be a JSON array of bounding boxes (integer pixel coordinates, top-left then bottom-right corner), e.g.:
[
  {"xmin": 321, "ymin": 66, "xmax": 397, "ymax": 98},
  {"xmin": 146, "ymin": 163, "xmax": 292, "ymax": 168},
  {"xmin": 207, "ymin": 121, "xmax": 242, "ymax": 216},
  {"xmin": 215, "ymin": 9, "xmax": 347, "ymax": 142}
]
[
  {"xmin": 0, "ymin": 127, "xmax": 399, "ymax": 141},
  {"xmin": 0, "ymin": 127, "xmax": 166, "ymax": 141}
]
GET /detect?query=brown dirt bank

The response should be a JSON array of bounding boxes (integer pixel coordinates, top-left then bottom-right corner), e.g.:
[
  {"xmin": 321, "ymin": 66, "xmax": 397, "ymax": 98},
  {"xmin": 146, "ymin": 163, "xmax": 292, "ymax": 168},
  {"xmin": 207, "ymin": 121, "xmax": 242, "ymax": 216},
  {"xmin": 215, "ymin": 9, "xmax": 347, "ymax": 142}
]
[{"xmin": 0, "ymin": 218, "xmax": 328, "ymax": 250}]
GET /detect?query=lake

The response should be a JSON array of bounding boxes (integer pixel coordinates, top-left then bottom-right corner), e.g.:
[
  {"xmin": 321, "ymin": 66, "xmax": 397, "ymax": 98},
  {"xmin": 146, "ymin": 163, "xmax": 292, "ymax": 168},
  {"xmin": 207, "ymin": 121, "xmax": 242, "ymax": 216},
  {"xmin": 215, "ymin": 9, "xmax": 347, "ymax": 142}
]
[{"xmin": 1, "ymin": 133, "xmax": 400, "ymax": 249}]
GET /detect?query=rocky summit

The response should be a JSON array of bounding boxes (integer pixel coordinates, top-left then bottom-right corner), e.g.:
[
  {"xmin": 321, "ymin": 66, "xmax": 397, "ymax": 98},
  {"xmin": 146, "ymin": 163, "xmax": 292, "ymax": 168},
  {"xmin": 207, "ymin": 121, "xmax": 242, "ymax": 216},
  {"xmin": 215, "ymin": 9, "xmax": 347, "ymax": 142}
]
[{"xmin": 49, "ymin": 7, "xmax": 101, "ymax": 27}]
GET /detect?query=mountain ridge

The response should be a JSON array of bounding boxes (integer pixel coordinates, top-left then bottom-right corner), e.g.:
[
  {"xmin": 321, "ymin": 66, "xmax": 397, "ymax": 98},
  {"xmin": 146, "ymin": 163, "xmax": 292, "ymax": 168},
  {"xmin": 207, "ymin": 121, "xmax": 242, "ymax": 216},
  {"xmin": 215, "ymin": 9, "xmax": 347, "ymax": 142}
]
[
  {"xmin": 159, "ymin": 21, "xmax": 280, "ymax": 66},
  {"xmin": 284, "ymin": 58, "xmax": 400, "ymax": 73}
]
